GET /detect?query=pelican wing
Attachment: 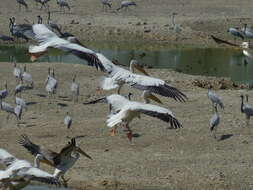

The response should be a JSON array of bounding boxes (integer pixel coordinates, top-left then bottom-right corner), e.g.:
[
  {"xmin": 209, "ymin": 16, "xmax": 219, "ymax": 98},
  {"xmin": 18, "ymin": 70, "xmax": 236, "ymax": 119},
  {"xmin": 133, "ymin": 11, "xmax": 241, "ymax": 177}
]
[
  {"xmin": 0, "ymin": 149, "xmax": 17, "ymax": 167},
  {"xmin": 31, "ymin": 24, "xmax": 105, "ymax": 71},
  {"xmin": 15, "ymin": 167, "xmax": 60, "ymax": 185},
  {"xmin": 131, "ymin": 102, "xmax": 182, "ymax": 129},
  {"xmin": 18, "ymin": 135, "xmax": 58, "ymax": 163}
]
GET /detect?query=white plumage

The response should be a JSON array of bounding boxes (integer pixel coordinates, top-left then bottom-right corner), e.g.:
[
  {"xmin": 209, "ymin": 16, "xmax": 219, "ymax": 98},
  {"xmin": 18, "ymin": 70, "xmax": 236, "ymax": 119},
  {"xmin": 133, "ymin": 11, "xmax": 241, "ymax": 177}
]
[
  {"xmin": 13, "ymin": 63, "xmax": 22, "ymax": 80},
  {"xmin": 64, "ymin": 113, "xmax": 72, "ymax": 129},
  {"xmin": 0, "ymin": 148, "xmax": 60, "ymax": 189},
  {"xmin": 71, "ymin": 75, "xmax": 79, "ymax": 102}
]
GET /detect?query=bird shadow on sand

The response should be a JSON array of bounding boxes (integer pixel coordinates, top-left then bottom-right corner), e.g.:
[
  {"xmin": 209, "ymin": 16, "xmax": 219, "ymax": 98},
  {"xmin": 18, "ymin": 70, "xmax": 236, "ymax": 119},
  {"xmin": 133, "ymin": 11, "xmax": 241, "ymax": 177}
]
[
  {"xmin": 25, "ymin": 124, "xmax": 36, "ymax": 128},
  {"xmin": 36, "ymin": 94, "xmax": 47, "ymax": 98},
  {"xmin": 57, "ymin": 103, "xmax": 68, "ymax": 107},
  {"xmin": 219, "ymin": 134, "xmax": 233, "ymax": 141},
  {"xmin": 27, "ymin": 102, "xmax": 37, "ymax": 106},
  {"xmin": 132, "ymin": 133, "xmax": 141, "ymax": 138}
]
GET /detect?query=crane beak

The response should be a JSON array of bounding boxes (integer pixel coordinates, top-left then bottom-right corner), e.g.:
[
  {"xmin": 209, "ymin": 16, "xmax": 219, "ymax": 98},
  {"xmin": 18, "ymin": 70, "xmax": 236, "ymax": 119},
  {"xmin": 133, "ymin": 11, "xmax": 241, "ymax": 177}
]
[
  {"xmin": 40, "ymin": 159, "xmax": 55, "ymax": 167},
  {"xmin": 76, "ymin": 147, "xmax": 92, "ymax": 160},
  {"xmin": 134, "ymin": 64, "xmax": 149, "ymax": 76},
  {"xmin": 148, "ymin": 94, "xmax": 163, "ymax": 104}
]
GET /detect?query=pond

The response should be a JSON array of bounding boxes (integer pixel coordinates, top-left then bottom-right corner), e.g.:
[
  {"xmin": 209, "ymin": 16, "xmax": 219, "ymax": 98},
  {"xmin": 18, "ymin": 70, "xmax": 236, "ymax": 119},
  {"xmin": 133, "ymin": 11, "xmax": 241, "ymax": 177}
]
[
  {"xmin": 24, "ymin": 185, "xmax": 70, "ymax": 190},
  {"xmin": 0, "ymin": 44, "xmax": 251, "ymax": 85}
]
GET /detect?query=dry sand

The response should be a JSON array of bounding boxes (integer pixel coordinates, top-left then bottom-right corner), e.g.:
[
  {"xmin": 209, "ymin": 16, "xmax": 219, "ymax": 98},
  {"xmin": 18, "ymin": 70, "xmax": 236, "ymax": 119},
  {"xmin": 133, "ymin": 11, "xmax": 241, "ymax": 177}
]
[
  {"xmin": 1, "ymin": 0, "xmax": 253, "ymax": 46},
  {"xmin": 0, "ymin": 61, "xmax": 252, "ymax": 190}
]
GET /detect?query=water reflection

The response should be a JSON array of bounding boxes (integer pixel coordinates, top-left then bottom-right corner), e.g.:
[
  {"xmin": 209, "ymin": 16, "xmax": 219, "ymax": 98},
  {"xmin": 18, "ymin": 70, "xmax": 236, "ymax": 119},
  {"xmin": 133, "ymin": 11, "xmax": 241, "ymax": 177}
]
[{"xmin": 0, "ymin": 45, "xmax": 251, "ymax": 84}]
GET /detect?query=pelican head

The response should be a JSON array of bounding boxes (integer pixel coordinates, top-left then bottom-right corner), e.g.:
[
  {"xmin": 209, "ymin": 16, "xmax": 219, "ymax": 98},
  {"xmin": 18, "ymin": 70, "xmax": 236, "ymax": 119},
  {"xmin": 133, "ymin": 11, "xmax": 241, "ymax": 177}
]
[
  {"xmin": 130, "ymin": 59, "xmax": 149, "ymax": 76},
  {"xmin": 142, "ymin": 90, "xmax": 162, "ymax": 104},
  {"xmin": 70, "ymin": 138, "xmax": 92, "ymax": 160}
]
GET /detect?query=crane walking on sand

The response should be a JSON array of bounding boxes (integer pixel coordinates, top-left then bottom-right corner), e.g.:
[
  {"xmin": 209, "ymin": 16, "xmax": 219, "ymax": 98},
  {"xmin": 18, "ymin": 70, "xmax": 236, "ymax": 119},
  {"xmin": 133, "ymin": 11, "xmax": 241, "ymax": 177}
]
[
  {"xmin": 209, "ymin": 105, "xmax": 220, "ymax": 140},
  {"xmin": 240, "ymin": 95, "xmax": 253, "ymax": 126},
  {"xmin": 117, "ymin": 0, "xmax": 136, "ymax": 11},
  {"xmin": 64, "ymin": 112, "xmax": 72, "ymax": 129},
  {"xmin": 71, "ymin": 75, "xmax": 79, "ymax": 102},
  {"xmin": 207, "ymin": 88, "xmax": 224, "ymax": 110},
  {"xmin": 0, "ymin": 82, "xmax": 8, "ymax": 100},
  {"xmin": 16, "ymin": 0, "xmax": 28, "ymax": 11}
]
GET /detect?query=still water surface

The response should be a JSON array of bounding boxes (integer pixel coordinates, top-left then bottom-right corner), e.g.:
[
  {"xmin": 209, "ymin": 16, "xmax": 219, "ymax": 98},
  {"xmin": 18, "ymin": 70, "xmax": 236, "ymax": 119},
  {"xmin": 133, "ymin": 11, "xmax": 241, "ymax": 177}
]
[{"xmin": 0, "ymin": 44, "xmax": 251, "ymax": 84}]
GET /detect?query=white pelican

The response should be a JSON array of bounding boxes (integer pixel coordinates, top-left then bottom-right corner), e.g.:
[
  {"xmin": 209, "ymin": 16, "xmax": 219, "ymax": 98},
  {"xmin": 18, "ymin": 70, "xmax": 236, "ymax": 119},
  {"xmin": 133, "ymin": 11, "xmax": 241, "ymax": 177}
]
[
  {"xmin": 18, "ymin": 136, "xmax": 92, "ymax": 186},
  {"xmin": 84, "ymin": 94, "xmax": 182, "ymax": 141},
  {"xmin": 0, "ymin": 148, "xmax": 60, "ymax": 190},
  {"xmin": 28, "ymin": 24, "xmax": 186, "ymax": 102},
  {"xmin": 28, "ymin": 24, "xmax": 105, "ymax": 71}
]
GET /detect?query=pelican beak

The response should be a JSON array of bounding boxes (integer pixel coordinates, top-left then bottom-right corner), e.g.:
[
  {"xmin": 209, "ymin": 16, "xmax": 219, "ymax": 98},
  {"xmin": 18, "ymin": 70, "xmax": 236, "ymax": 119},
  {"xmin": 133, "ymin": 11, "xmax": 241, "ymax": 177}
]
[
  {"xmin": 148, "ymin": 94, "xmax": 163, "ymax": 104},
  {"xmin": 30, "ymin": 54, "xmax": 38, "ymax": 62},
  {"xmin": 40, "ymin": 159, "xmax": 55, "ymax": 167},
  {"xmin": 76, "ymin": 147, "xmax": 92, "ymax": 160},
  {"xmin": 134, "ymin": 64, "xmax": 149, "ymax": 76}
]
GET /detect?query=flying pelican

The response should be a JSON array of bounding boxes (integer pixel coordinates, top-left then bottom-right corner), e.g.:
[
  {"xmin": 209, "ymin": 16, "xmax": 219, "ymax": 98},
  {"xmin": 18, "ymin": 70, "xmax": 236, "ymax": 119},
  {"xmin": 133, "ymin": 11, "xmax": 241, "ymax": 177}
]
[
  {"xmin": 207, "ymin": 88, "xmax": 224, "ymax": 110},
  {"xmin": 28, "ymin": 25, "xmax": 186, "ymax": 102},
  {"xmin": 28, "ymin": 24, "xmax": 104, "ymax": 71},
  {"xmin": 240, "ymin": 95, "xmax": 253, "ymax": 126},
  {"xmin": 22, "ymin": 65, "xmax": 34, "ymax": 88},
  {"xmin": 117, "ymin": 0, "xmax": 136, "ymax": 11},
  {"xmin": 16, "ymin": 0, "xmax": 28, "ymax": 11},
  {"xmin": 71, "ymin": 75, "xmax": 79, "ymax": 102},
  {"xmin": 57, "ymin": 0, "xmax": 70, "ymax": 12},
  {"xmin": 64, "ymin": 112, "xmax": 72, "ymax": 129},
  {"xmin": 0, "ymin": 148, "xmax": 60, "ymax": 190},
  {"xmin": 84, "ymin": 94, "xmax": 182, "ymax": 141},
  {"xmin": 18, "ymin": 136, "xmax": 92, "ymax": 186},
  {"xmin": 227, "ymin": 27, "xmax": 244, "ymax": 41},
  {"xmin": 0, "ymin": 82, "xmax": 8, "ymax": 100},
  {"xmin": 209, "ymin": 105, "xmax": 220, "ymax": 140}
]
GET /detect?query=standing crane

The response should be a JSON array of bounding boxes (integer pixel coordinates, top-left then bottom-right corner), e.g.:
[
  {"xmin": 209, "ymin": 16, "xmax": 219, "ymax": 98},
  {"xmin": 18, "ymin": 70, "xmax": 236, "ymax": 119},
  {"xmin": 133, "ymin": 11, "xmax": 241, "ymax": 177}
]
[
  {"xmin": 70, "ymin": 75, "xmax": 79, "ymax": 102},
  {"xmin": 0, "ymin": 82, "xmax": 8, "ymax": 100},
  {"xmin": 207, "ymin": 88, "xmax": 224, "ymax": 110},
  {"xmin": 240, "ymin": 95, "xmax": 253, "ymax": 126}
]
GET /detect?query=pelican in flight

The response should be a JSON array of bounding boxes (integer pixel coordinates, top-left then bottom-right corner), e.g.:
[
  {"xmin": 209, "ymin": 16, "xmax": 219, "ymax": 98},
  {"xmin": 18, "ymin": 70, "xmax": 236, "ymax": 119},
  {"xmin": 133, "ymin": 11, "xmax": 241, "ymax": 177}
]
[
  {"xmin": 28, "ymin": 24, "xmax": 105, "ymax": 71},
  {"xmin": 84, "ymin": 94, "xmax": 182, "ymax": 141},
  {"xmin": 28, "ymin": 25, "xmax": 186, "ymax": 102},
  {"xmin": 0, "ymin": 148, "xmax": 60, "ymax": 190},
  {"xmin": 18, "ymin": 135, "xmax": 92, "ymax": 186}
]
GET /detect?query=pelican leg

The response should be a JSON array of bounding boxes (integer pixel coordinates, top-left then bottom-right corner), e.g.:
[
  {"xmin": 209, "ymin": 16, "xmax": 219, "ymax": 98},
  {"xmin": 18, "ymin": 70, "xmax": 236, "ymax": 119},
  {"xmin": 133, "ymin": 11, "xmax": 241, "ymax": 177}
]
[
  {"xmin": 117, "ymin": 84, "xmax": 123, "ymax": 94},
  {"xmin": 125, "ymin": 123, "xmax": 133, "ymax": 142},
  {"xmin": 110, "ymin": 128, "xmax": 117, "ymax": 136}
]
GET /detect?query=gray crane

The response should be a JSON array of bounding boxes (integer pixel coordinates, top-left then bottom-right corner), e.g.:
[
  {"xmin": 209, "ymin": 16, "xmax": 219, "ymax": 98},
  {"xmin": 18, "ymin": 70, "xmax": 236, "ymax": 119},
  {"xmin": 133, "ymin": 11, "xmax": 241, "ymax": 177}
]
[
  {"xmin": 227, "ymin": 27, "xmax": 244, "ymax": 41},
  {"xmin": 15, "ymin": 80, "xmax": 26, "ymax": 96},
  {"xmin": 101, "ymin": 0, "xmax": 111, "ymax": 11},
  {"xmin": 169, "ymin": 12, "xmax": 181, "ymax": 33},
  {"xmin": 240, "ymin": 95, "xmax": 253, "ymax": 126},
  {"xmin": 13, "ymin": 62, "xmax": 22, "ymax": 82},
  {"xmin": 37, "ymin": 15, "xmax": 43, "ymax": 24},
  {"xmin": 45, "ymin": 68, "xmax": 58, "ymax": 97},
  {"xmin": 22, "ymin": 65, "xmax": 34, "ymax": 88},
  {"xmin": 0, "ymin": 82, "xmax": 8, "ymax": 100},
  {"xmin": 16, "ymin": 0, "xmax": 28, "ymax": 11},
  {"xmin": 15, "ymin": 96, "xmax": 27, "ymax": 110},
  {"xmin": 64, "ymin": 112, "xmax": 72, "ymax": 129},
  {"xmin": 207, "ymin": 88, "xmax": 224, "ymax": 110},
  {"xmin": 57, "ymin": 0, "xmax": 70, "ymax": 12},
  {"xmin": 117, "ymin": 0, "xmax": 136, "ymax": 11},
  {"xmin": 71, "ymin": 75, "xmax": 79, "ymax": 102},
  {"xmin": 209, "ymin": 105, "xmax": 220, "ymax": 140},
  {"xmin": 242, "ymin": 24, "xmax": 253, "ymax": 39},
  {"xmin": 39, "ymin": 0, "xmax": 50, "ymax": 10},
  {"xmin": 0, "ymin": 100, "xmax": 22, "ymax": 123}
]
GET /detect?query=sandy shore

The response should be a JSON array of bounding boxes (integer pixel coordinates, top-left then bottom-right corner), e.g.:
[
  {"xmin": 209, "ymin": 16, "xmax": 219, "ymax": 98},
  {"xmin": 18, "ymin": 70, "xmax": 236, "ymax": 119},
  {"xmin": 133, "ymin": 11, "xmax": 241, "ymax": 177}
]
[
  {"xmin": 1, "ymin": 0, "xmax": 253, "ymax": 46},
  {"xmin": 0, "ymin": 61, "xmax": 252, "ymax": 190}
]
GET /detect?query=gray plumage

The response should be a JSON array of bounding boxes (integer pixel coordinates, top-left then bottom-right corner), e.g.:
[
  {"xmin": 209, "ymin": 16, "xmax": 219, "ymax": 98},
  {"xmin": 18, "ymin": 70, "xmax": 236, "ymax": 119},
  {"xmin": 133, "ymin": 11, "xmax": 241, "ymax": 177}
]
[
  {"xmin": 101, "ymin": 0, "xmax": 111, "ymax": 9},
  {"xmin": 0, "ymin": 83, "xmax": 8, "ymax": 100},
  {"xmin": 13, "ymin": 62, "xmax": 22, "ymax": 80},
  {"xmin": 0, "ymin": 101, "xmax": 22, "ymax": 121},
  {"xmin": 64, "ymin": 112, "xmax": 72, "ymax": 129},
  {"xmin": 71, "ymin": 75, "xmax": 79, "ymax": 102},
  {"xmin": 0, "ymin": 35, "xmax": 14, "ymax": 42},
  {"xmin": 240, "ymin": 95, "xmax": 253, "ymax": 126},
  {"xmin": 117, "ymin": 0, "xmax": 136, "ymax": 11},
  {"xmin": 22, "ymin": 65, "xmax": 34, "ymax": 88},
  {"xmin": 16, "ymin": 0, "xmax": 28, "ymax": 11},
  {"xmin": 242, "ymin": 24, "xmax": 253, "ymax": 39},
  {"xmin": 209, "ymin": 105, "xmax": 220, "ymax": 139},
  {"xmin": 57, "ymin": 0, "xmax": 70, "ymax": 12},
  {"xmin": 15, "ymin": 96, "xmax": 27, "ymax": 110},
  {"xmin": 227, "ymin": 27, "xmax": 244, "ymax": 40},
  {"xmin": 45, "ymin": 68, "xmax": 58, "ymax": 95},
  {"xmin": 207, "ymin": 89, "xmax": 224, "ymax": 110},
  {"xmin": 15, "ymin": 82, "xmax": 26, "ymax": 96}
]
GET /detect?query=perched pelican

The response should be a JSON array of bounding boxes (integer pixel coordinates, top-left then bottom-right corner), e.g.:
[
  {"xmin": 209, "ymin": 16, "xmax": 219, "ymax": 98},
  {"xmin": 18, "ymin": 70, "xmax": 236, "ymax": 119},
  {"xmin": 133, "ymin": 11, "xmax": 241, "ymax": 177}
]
[
  {"xmin": 207, "ymin": 88, "xmax": 224, "ymax": 110},
  {"xmin": 84, "ymin": 94, "xmax": 182, "ymax": 141},
  {"xmin": 240, "ymin": 95, "xmax": 253, "ymax": 126},
  {"xmin": 0, "ymin": 148, "xmax": 60, "ymax": 190},
  {"xmin": 22, "ymin": 65, "xmax": 34, "ymax": 88},
  {"xmin": 0, "ymin": 82, "xmax": 8, "ymax": 100},
  {"xmin": 209, "ymin": 105, "xmax": 220, "ymax": 140},
  {"xmin": 117, "ymin": 0, "xmax": 136, "ymax": 11},
  {"xmin": 71, "ymin": 75, "xmax": 79, "ymax": 102},
  {"xmin": 28, "ymin": 24, "xmax": 105, "ymax": 71},
  {"xmin": 64, "ymin": 112, "xmax": 72, "ymax": 129},
  {"xmin": 18, "ymin": 136, "xmax": 92, "ymax": 186}
]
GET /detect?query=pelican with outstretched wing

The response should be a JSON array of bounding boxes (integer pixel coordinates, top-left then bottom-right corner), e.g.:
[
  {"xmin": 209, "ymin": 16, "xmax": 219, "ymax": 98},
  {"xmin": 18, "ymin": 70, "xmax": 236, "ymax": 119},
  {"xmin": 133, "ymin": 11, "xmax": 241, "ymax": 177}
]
[
  {"xmin": 18, "ymin": 135, "xmax": 92, "ymax": 187},
  {"xmin": 84, "ymin": 94, "xmax": 182, "ymax": 141},
  {"xmin": 0, "ymin": 148, "xmax": 60, "ymax": 190},
  {"xmin": 28, "ymin": 24, "xmax": 105, "ymax": 71}
]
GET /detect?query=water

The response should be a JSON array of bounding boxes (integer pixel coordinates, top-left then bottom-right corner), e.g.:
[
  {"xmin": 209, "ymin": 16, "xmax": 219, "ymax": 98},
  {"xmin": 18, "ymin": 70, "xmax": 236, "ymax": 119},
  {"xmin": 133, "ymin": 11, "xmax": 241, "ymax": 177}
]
[{"xmin": 0, "ymin": 44, "xmax": 251, "ymax": 84}]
